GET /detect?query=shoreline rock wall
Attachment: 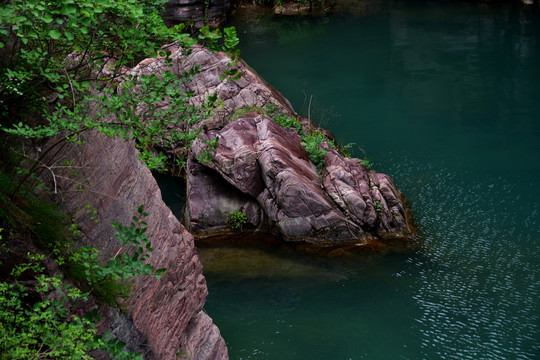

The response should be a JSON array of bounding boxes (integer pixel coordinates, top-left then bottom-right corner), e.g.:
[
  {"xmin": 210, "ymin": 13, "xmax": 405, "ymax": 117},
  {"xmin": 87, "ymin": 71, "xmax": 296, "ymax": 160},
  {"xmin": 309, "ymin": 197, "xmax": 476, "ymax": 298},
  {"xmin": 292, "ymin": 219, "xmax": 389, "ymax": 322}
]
[
  {"xmin": 163, "ymin": 0, "xmax": 231, "ymax": 28},
  {"xmin": 49, "ymin": 130, "xmax": 227, "ymax": 360}
]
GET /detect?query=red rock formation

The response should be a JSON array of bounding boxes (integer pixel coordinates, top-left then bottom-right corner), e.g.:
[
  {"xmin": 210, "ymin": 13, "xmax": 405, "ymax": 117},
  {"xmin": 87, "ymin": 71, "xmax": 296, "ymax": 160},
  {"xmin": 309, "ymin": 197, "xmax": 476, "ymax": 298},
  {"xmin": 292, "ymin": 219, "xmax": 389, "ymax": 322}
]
[
  {"xmin": 188, "ymin": 113, "xmax": 413, "ymax": 247},
  {"xmin": 41, "ymin": 41, "xmax": 412, "ymax": 358},
  {"xmin": 127, "ymin": 43, "xmax": 414, "ymax": 248},
  {"xmin": 50, "ymin": 130, "xmax": 227, "ymax": 359}
]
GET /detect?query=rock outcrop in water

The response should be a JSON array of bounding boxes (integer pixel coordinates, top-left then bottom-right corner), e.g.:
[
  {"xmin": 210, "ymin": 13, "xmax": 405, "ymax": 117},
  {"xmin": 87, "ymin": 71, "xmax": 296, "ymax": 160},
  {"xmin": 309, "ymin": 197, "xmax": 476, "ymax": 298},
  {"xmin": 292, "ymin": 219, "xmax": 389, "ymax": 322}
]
[
  {"xmin": 130, "ymin": 43, "xmax": 414, "ymax": 247},
  {"xmin": 48, "ymin": 130, "xmax": 227, "ymax": 359},
  {"xmin": 38, "ymin": 39, "xmax": 412, "ymax": 359},
  {"xmin": 188, "ymin": 113, "xmax": 412, "ymax": 246}
]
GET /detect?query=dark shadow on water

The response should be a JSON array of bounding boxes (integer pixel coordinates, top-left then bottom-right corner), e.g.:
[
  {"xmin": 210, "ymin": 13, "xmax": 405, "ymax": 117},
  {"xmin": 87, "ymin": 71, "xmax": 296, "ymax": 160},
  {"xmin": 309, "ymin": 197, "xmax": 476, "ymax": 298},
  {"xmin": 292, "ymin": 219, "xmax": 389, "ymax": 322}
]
[{"xmin": 153, "ymin": 172, "xmax": 186, "ymax": 222}]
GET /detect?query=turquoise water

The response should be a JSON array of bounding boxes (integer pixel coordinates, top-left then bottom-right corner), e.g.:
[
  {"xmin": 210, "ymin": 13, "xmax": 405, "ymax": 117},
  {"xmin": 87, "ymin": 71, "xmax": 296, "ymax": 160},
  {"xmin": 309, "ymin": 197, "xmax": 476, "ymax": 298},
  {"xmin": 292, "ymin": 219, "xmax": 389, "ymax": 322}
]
[{"xmin": 195, "ymin": 2, "xmax": 540, "ymax": 359}]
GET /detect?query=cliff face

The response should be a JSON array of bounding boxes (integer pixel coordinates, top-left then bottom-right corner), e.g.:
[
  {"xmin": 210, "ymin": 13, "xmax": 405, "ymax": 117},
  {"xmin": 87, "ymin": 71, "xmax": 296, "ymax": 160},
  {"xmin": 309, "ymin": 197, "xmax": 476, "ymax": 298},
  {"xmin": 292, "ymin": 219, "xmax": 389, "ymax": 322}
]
[{"xmin": 50, "ymin": 130, "xmax": 227, "ymax": 359}]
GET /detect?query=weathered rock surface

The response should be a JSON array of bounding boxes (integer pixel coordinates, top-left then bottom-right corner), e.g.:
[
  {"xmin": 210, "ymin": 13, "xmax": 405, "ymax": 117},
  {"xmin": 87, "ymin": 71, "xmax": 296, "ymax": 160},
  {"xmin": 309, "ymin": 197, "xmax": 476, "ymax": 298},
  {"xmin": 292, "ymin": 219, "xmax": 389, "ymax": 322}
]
[
  {"xmin": 189, "ymin": 112, "xmax": 412, "ymax": 246},
  {"xmin": 49, "ymin": 130, "xmax": 227, "ymax": 359},
  {"xmin": 130, "ymin": 43, "xmax": 295, "ymax": 118},
  {"xmin": 128, "ymin": 43, "xmax": 413, "ymax": 248}
]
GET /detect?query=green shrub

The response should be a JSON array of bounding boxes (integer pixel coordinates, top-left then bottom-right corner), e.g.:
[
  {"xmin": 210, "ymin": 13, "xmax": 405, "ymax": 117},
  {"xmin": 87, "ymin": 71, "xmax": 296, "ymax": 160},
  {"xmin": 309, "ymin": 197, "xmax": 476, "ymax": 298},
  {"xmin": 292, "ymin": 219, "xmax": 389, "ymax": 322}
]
[
  {"xmin": 231, "ymin": 106, "xmax": 266, "ymax": 121},
  {"xmin": 226, "ymin": 211, "xmax": 247, "ymax": 230},
  {"xmin": 0, "ymin": 256, "xmax": 143, "ymax": 359},
  {"xmin": 266, "ymin": 103, "xmax": 304, "ymax": 136},
  {"xmin": 0, "ymin": 205, "xmax": 162, "ymax": 359},
  {"xmin": 0, "ymin": 0, "xmax": 239, "ymax": 172},
  {"xmin": 340, "ymin": 142, "xmax": 355, "ymax": 158},
  {"xmin": 360, "ymin": 158, "xmax": 373, "ymax": 170},
  {"xmin": 301, "ymin": 131, "xmax": 329, "ymax": 171},
  {"xmin": 374, "ymin": 200, "xmax": 382, "ymax": 212}
]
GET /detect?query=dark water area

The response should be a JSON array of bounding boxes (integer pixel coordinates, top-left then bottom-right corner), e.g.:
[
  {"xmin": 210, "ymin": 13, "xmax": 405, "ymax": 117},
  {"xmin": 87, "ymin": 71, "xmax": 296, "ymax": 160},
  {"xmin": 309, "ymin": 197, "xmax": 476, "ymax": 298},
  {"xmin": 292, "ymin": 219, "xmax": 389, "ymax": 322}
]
[
  {"xmin": 153, "ymin": 172, "xmax": 186, "ymax": 218},
  {"xmin": 162, "ymin": 2, "xmax": 540, "ymax": 359}
]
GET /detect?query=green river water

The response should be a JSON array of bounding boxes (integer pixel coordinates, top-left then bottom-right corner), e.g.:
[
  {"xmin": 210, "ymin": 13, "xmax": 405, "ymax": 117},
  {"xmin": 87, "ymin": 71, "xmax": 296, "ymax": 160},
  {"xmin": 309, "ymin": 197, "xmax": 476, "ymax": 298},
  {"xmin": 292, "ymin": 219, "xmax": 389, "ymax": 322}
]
[{"xmin": 159, "ymin": 2, "xmax": 540, "ymax": 359}]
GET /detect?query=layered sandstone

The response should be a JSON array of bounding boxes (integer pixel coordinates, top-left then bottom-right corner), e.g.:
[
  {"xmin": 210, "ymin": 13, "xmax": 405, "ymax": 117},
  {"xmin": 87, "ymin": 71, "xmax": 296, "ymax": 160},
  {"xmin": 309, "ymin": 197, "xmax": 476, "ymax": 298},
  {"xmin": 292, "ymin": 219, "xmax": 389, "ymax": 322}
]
[{"xmin": 50, "ymin": 130, "xmax": 227, "ymax": 360}]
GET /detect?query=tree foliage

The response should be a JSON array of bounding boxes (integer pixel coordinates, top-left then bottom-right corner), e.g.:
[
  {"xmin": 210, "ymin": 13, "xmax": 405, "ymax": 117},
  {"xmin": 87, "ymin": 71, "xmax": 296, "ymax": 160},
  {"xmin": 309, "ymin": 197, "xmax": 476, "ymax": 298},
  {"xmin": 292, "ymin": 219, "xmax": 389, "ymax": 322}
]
[
  {"xmin": 0, "ymin": 0, "xmax": 238, "ymax": 171},
  {"xmin": 0, "ymin": 0, "xmax": 191, "ymax": 113},
  {"xmin": 0, "ymin": 0, "xmax": 240, "ymax": 358},
  {"xmin": 0, "ymin": 207, "xmax": 161, "ymax": 359}
]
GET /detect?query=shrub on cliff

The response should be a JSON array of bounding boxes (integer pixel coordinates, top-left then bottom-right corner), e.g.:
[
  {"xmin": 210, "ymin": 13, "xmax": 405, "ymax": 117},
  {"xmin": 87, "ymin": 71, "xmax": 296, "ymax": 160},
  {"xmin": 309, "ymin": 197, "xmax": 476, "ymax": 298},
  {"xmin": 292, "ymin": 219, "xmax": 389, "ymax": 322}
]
[
  {"xmin": 0, "ymin": 206, "xmax": 162, "ymax": 359},
  {"xmin": 0, "ymin": 0, "xmax": 238, "ymax": 358},
  {"xmin": 0, "ymin": 0, "xmax": 238, "ymax": 171}
]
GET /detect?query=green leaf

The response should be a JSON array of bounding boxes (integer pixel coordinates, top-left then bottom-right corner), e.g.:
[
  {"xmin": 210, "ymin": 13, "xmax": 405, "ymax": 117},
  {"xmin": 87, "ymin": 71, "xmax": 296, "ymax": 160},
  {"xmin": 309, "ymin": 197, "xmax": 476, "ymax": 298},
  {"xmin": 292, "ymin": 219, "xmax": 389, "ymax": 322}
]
[
  {"xmin": 60, "ymin": 5, "xmax": 77, "ymax": 16},
  {"xmin": 49, "ymin": 30, "xmax": 61, "ymax": 40},
  {"xmin": 42, "ymin": 14, "xmax": 54, "ymax": 23}
]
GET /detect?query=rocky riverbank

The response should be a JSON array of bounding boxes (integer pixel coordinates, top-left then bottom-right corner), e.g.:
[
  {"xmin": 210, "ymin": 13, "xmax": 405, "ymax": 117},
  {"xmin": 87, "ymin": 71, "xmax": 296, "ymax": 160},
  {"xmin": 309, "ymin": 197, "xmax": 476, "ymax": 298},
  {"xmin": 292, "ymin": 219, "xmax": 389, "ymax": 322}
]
[
  {"xmin": 40, "ymin": 40, "xmax": 413, "ymax": 359},
  {"xmin": 162, "ymin": 0, "xmax": 539, "ymax": 29}
]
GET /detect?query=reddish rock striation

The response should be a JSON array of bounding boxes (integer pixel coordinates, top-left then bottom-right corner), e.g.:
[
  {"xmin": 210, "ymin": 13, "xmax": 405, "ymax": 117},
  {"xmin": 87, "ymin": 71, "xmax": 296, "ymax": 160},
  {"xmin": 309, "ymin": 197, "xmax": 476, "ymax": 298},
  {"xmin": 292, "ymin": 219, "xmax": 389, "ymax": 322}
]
[
  {"xmin": 127, "ymin": 43, "xmax": 414, "ymax": 248},
  {"xmin": 188, "ymin": 113, "xmax": 413, "ymax": 247},
  {"xmin": 129, "ymin": 43, "xmax": 295, "ymax": 118},
  {"xmin": 49, "ymin": 130, "xmax": 227, "ymax": 359}
]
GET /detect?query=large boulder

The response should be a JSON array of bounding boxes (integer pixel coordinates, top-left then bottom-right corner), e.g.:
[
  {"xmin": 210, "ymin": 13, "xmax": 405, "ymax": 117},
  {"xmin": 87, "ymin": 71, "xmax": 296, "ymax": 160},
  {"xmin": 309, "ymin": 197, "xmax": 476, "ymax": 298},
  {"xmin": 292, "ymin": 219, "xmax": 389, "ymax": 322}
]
[
  {"xmin": 188, "ymin": 112, "xmax": 412, "ymax": 247},
  {"xmin": 128, "ymin": 44, "xmax": 413, "ymax": 248}
]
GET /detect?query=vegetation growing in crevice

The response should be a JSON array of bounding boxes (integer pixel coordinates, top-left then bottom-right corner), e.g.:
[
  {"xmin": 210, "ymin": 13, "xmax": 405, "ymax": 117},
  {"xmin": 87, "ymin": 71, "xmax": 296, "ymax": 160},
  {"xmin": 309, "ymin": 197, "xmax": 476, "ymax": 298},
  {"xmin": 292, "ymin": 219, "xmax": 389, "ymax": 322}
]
[
  {"xmin": 300, "ymin": 130, "xmax": 334, "ymax": 170},
  {"xmin": 226, "ymin": 210, "xmax": 248, "ymax": 230},
  {"xmin": 266, "ymin": 103, "xmax": 339, "ymax": 171},
  {"xmin": 265, "ymin": 103, "xmax": 305, "ymax": 136},
  {"xmin": 230, "ymin": 103, "xmax": 346, "ymax": 171},
  {"xmin": 360, "ymin": 158, "xmax": 373, "ymax": 170},
  {"xmin": 230, "ymin": 103, "xmax": 374, "ymax": 175}
]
